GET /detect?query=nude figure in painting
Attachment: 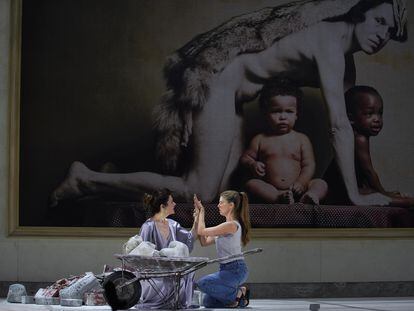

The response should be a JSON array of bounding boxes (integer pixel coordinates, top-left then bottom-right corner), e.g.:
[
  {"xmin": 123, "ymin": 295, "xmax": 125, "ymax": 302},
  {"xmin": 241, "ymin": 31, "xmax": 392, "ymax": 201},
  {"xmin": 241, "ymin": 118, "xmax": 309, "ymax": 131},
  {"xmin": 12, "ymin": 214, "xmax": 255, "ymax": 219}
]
[{"xmin": 51, "ymin": 0, "xmax": 407, "ymax": 206}]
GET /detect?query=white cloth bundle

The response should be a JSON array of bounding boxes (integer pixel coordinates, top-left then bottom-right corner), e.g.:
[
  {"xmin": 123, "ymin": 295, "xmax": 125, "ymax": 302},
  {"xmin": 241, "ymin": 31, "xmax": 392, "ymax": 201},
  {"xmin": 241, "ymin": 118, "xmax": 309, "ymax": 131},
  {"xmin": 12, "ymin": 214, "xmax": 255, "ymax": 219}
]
[
  {"xmin": 129, "ymin": 241, "xmax": 159, "ymax": 257},
  {"xmin": 123, "ymin": 234, "xmax": 143, "ymax": 254},
  {"xmin": 159, "ymin": 241, "xmax": 189, "ymax": 258}
]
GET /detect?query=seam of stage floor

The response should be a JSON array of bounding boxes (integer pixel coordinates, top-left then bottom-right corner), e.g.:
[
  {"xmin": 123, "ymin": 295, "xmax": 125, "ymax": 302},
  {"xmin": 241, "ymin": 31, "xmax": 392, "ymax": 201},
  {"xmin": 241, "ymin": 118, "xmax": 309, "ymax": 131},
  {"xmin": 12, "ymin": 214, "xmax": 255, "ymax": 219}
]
[
  {"xmin": 2, "ymin": 297, "xmax": 414, "ymax": 310},
  {"xmin": 3, "ymin": 281, "xmax": 414, "ymax": 300}
]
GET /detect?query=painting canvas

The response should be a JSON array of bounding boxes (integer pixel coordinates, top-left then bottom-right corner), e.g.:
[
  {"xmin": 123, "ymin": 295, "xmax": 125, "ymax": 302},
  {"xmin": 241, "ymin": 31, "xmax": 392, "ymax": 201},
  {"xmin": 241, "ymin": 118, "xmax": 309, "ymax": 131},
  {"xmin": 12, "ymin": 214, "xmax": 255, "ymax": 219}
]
[{"xmin": 9, "ymin": 0, "xmax": 414, "ymax": 236}]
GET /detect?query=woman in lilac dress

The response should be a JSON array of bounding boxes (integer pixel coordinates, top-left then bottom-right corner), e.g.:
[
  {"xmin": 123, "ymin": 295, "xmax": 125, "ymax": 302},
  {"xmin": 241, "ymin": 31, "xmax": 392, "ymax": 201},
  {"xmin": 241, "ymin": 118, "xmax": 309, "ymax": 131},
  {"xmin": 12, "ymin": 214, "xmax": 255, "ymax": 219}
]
[{"xmin": 137, "ymin": 188, "xmax": 198, "ymax": 309}]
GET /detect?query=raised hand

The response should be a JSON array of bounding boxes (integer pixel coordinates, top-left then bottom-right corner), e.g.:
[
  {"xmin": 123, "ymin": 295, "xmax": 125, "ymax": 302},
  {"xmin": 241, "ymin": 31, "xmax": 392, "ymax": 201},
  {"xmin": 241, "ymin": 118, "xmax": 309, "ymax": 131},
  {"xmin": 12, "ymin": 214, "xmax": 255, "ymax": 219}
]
[
  {"xmin": 193, "ymin": 194, "xmax": 204, "ymax": 211},
  {"xmin": 193, "ymin": 205, "xmax": 200, "ymax": 220}
]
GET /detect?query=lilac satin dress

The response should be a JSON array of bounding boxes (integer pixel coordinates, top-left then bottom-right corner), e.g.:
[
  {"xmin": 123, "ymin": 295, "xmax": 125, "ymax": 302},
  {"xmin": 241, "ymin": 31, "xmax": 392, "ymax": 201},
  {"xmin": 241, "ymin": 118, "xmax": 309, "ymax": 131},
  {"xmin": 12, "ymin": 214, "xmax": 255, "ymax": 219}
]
[{"xmin": 136, "ymin": 218, "xmax": 195, "ymax": 309}]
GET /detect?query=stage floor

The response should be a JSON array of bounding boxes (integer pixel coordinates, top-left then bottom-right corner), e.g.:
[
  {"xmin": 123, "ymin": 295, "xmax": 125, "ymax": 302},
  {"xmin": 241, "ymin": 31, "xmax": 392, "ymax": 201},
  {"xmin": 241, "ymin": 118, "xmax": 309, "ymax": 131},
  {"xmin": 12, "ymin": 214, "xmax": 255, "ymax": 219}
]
[{"xmin": 1, "ymin": 297, "xmax": 414, "ymax": 310}]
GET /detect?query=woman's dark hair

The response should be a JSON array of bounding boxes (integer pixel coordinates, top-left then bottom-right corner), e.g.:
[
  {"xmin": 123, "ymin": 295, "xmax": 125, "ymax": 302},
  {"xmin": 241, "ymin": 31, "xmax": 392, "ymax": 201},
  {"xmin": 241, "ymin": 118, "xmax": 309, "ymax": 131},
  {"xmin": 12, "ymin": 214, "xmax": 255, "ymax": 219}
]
[
  {"xmin": 325, "ymin": 0, "xmax": 406, "ymax": 42},
  {"xmin": 143, "ymin": 188, "xmax": 172, "ymax": 217},
  {"xmin": 259, "ymin": 78, "xmax": 303, "ymax": 116},
  {"xmin": 347, "ymin": 0, "xmax": 393, "ymax": 23},
  {"xmin": 220, "ymin": 190, "xmax": 251, "ymax": 246}
]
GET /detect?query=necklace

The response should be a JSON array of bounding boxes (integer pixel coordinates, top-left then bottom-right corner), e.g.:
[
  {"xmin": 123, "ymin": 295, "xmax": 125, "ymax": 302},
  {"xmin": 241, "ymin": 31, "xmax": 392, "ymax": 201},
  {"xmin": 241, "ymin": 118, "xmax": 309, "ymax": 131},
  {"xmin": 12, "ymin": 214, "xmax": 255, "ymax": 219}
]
[{"xmin": 154, "ymin": 217, "xmax": 167, "ymax": 224}]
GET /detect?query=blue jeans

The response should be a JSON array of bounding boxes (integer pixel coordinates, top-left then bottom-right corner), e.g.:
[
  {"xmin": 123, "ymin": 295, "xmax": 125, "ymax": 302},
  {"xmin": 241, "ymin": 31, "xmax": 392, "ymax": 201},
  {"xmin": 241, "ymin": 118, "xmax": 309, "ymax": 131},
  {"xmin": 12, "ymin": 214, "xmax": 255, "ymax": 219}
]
[{"xmin": 196, "ymin": 259, "xmax": 248, "ymax": 308}]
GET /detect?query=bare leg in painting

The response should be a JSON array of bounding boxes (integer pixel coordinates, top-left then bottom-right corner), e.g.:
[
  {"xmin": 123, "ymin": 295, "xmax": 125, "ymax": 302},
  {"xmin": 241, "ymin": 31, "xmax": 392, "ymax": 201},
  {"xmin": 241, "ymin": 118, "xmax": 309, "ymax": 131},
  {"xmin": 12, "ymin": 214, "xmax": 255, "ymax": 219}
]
[
  {"xmin": 51, "ymin": 1, "xmax": 407, "ymax": 207},
  {"xmin": 51, "ymin": 75, "xmax": 241, "ymax": 205},
  {"xmin": 299, "ymin": 179, "xmax": 329, "ymax": 205}
]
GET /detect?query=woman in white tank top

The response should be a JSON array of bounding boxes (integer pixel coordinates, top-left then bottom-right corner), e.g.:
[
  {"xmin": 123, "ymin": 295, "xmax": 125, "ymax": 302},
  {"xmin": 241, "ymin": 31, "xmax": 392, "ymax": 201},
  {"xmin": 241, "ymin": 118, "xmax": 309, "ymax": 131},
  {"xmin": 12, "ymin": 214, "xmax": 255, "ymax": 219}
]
[{"xmin": 194, "ymin": 190, "xmax": 251, "ymax": 308}]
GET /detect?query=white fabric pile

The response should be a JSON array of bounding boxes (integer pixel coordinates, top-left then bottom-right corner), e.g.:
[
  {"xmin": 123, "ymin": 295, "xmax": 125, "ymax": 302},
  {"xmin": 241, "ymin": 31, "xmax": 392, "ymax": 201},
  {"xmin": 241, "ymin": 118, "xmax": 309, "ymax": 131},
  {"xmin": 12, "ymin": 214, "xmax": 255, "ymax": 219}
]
[
  {"xmin": 159, "ymin": 241, "xmax": 189, "ymax": 257},
  {"xmin": 123, "ymin": 234, "xmax": 143, "ymax": 254},
  {"xmin": 129, "ymin": 241, "xmax": 160, "ymax": 257},
  {"xmin": 123, "ymin": 235, "xmax": 189, "ymax": 257}
]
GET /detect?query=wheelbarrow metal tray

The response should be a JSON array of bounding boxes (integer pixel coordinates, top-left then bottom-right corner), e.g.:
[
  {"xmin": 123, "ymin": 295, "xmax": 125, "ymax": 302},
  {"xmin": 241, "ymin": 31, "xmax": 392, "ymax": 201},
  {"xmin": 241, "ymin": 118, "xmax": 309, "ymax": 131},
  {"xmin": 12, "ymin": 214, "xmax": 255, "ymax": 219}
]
[{"xmin": 114, "ymin": 254, "xmax": 210, "ymax": 274}]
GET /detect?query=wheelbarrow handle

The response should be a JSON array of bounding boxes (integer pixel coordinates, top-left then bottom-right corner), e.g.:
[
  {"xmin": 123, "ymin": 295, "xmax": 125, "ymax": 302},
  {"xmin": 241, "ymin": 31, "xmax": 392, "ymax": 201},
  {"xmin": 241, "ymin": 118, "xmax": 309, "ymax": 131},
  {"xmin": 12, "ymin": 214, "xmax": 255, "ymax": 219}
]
[
  {"xmin": 205, "ymin": 248, "xmax": 263, "ymax": 265},
  {"xmin": 182, "ymin": 248, "xmax": 263, "ymax": 276}
]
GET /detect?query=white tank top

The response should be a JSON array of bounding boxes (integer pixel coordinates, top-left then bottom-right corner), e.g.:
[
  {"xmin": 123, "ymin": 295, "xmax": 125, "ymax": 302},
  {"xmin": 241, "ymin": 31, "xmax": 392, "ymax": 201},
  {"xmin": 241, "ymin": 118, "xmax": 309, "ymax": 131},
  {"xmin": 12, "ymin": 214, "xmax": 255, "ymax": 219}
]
[{"xmin": 215, "ymin": 220, "xmax": 243, "ymax": 263}]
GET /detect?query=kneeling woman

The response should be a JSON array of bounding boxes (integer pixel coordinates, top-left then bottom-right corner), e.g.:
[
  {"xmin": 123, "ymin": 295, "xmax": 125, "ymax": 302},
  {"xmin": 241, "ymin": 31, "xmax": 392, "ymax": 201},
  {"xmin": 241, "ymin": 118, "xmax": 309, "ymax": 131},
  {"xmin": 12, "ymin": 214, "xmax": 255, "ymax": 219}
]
[{"xmin": 194, "ymin": 190, "xmax": 251, "ymax": 307}]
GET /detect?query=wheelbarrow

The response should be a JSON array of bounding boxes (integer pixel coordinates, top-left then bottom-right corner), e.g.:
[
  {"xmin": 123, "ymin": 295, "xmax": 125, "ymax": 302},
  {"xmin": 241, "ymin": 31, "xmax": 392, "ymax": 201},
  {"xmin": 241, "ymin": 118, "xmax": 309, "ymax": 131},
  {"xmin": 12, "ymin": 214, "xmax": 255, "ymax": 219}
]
[{"xmin": 102, "ymin": 248, "xmax": 263, "ymax": 310}]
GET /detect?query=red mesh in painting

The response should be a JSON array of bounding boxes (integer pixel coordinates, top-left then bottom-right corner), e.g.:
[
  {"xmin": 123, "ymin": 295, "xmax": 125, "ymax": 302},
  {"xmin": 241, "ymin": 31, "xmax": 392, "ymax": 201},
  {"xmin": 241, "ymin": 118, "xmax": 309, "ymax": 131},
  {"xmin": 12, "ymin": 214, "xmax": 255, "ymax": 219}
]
[
  {"xmin": 79, "ymin": 201, "xmax": 414, "ymax": 228},
  {"xmin": 171, "ymin": 203, "xmax": 414, "ymax": 228}
]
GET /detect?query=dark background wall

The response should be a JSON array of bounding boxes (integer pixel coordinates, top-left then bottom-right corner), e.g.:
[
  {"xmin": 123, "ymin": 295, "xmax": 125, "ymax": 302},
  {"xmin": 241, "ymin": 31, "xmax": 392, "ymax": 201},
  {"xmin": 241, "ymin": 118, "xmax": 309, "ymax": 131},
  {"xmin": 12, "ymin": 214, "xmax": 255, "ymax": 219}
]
[{"xmin": 18, "ymin": 0, "xmax": 413, "ymax": 227}]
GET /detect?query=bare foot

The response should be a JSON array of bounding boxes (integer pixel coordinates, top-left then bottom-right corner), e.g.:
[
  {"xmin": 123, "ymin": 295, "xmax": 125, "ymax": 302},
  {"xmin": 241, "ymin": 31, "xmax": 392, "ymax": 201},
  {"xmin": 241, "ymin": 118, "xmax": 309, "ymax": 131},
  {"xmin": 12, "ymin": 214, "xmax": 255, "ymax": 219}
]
[
  {"xmin": 226, "ymin": 287, "xmax": 246, "ymax": 308},
  {"xmin": 50, "ymin": 161, "xmax": 91, "ymax": 207},
  {"xmin": 238, "ymin": 286, "xmax": 250, "ymax": 307},
  {"xmin": 277, "ymin": 190, "xmax": 294, "ymax": 204},
  {"xmin": 239, "ymin": 286, "xmax": 247, "ymax": 298},
  {"xmin": 300, "ymin": 192, "xmax": 319, "ymax": 205}
]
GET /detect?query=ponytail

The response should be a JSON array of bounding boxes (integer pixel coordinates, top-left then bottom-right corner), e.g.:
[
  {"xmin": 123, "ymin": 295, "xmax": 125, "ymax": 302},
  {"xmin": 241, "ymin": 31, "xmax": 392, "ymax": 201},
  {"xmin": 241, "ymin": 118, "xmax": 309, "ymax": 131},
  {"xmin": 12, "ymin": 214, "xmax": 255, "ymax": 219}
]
[
  {"xmin": 220, "ymin": 190, "xmax": 251, "ymax": 246},
  {"xmin": 239, "ymin": 192, "xmax": 251, "ymax": 246}
]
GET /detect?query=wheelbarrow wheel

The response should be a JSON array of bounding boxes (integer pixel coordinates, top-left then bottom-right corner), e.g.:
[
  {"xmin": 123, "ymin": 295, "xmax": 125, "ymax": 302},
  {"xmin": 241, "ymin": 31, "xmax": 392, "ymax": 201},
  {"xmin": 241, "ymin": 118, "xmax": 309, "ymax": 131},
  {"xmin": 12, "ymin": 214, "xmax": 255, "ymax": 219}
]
[{"xmin": 103, "ymin": 270, "xmax": 141, "ymax": 310}]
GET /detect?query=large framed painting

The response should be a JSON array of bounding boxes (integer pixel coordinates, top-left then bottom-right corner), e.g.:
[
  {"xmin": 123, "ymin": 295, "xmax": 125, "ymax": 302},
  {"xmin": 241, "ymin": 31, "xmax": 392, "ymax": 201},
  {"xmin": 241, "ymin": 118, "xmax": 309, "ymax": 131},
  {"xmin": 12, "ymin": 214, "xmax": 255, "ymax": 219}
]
[{"xmin": 9, "ymin": 0, "xmax": 414, "ymax": 237}]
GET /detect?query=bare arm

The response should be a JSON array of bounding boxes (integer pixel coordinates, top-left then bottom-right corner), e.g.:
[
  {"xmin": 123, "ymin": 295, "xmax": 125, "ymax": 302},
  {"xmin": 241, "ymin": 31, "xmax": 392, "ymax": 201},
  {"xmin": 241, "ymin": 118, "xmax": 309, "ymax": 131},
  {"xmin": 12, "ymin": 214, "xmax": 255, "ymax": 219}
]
[
  {"xmin": 344, "ymin": 54, "xmax": 356, "ymax": 92},
  {"xmin": 196, "ymin": 205, "xmax": 237, "ymax": 236},
  {"xmin": 190, "ymin": 207, "xmax": 199, "ymax": 240},
  {"xmin": 295, "ymin": 134, "xmax": 316, "ymax": 186},
  {"xmin": 240, "ymin": 135, "xmax": 265, "ymax": 177},
  {"xmin": 240, "ymin": 134, "xmax": 266, "ymax": 177},
  {"xmin": 314, "ymin": 34, "xmax": 389, "ymax": 205},
  {"xmin": 194, "ymin": 195, "xmax": 237, "ymax": 246},
  {"xmin": 198, "ymin": 234, "xmax": 214, "ymax": 246},
  {"xmin": 193, "ymin": 195, "xmax": 215, "ymax": 246},
  {"xmin": 195, "ymin": 207, "xmax": 215, "ymax": 246},
  {"xmin": 199, "ymin": 220, "xmax": 237, "ymax": 237},
  {"xmin": 317, "ymin": 50, "xmax": 360, "ymax": 202},
  {"xmin": 355, "ymin": 135, "xmax": 387, "ymax": 194},
  {"xmin": 240, "ymin": 135, "xmax": 259, "ymax": 165}
]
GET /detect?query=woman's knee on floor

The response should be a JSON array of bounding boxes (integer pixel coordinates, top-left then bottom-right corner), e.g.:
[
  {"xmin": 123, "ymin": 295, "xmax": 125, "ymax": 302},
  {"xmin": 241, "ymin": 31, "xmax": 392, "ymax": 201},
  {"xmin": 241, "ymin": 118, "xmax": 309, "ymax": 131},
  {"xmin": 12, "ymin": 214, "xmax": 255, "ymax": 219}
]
[{"xmin": 196, "ymin": 275, "xmax": 215, "ymax": 293}]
